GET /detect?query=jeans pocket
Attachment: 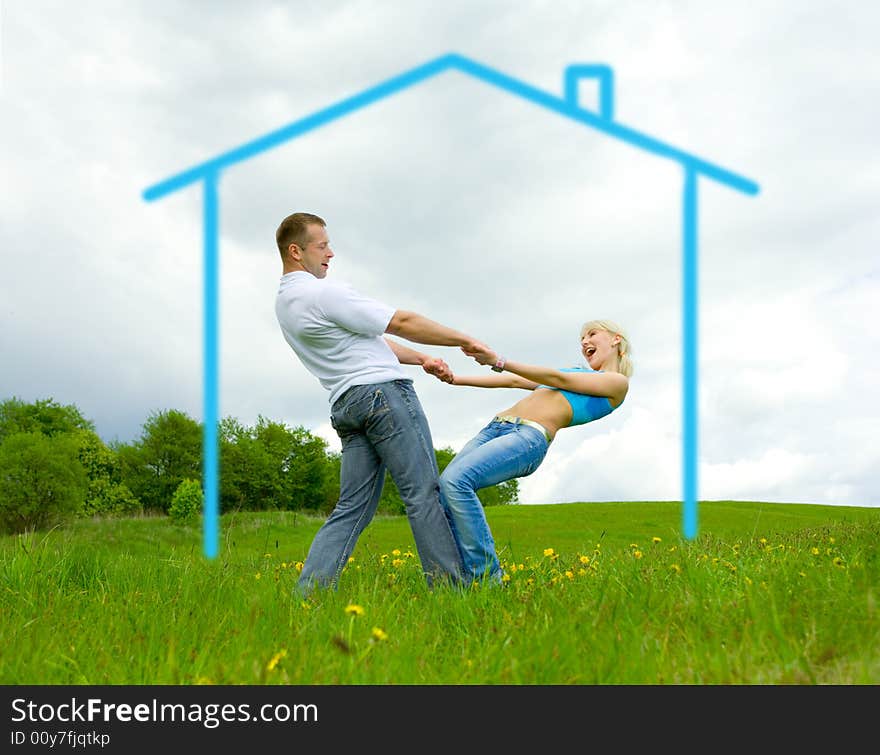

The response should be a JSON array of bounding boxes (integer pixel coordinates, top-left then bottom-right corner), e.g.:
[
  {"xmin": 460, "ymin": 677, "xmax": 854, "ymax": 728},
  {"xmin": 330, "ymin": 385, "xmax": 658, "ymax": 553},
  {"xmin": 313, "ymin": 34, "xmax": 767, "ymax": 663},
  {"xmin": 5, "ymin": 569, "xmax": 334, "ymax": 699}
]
[
  {"xmin": 521, "ymin": 433, "xmax": 549, "ymax": 476},
  {"xmin": 331, "ymin": 385, "xmax": 370, "ymax": 434},
  {"xmin": 369, "ymin": 387, "xmax": 391, "ymax": 417},
  {"xmin": 366, "ymin": 386, "xmax": 400, "ymax": 442}
]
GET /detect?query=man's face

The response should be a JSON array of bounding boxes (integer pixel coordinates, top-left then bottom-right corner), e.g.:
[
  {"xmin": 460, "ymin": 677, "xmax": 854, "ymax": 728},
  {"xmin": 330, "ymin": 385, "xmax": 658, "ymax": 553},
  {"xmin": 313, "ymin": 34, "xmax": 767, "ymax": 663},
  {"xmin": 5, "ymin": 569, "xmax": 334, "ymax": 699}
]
[{"xmin": 295, "ymin": 224, "xmax": 334, "ymax": 278}]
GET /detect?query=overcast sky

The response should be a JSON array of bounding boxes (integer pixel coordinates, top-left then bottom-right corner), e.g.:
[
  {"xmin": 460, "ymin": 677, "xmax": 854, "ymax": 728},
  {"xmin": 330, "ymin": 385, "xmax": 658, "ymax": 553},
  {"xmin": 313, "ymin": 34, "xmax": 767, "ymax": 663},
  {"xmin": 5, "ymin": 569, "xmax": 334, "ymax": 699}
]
[{"xmin": 2, "ymin": 1, "xmax": 878, "ymax": 509}]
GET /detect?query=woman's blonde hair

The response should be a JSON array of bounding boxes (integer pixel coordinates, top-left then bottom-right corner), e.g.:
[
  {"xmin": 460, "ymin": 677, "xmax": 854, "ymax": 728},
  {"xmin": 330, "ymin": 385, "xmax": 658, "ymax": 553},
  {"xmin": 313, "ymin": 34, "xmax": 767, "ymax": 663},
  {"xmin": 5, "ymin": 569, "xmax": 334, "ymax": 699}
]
[{"xmin": 581, "ymin": 319, "xmax": 634, "ymax": 377}]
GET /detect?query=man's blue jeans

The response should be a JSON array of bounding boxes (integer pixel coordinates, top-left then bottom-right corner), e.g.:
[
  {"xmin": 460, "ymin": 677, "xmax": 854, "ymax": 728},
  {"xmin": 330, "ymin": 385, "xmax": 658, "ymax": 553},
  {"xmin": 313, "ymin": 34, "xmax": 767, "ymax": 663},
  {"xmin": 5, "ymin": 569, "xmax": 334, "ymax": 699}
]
[
  {"xmin": 439, "ymin": 418, "xmax": 550, "ymax": 582},
  {"xmin": 297, "ymin": 379, "xmax": 464, "ymax": 594}
]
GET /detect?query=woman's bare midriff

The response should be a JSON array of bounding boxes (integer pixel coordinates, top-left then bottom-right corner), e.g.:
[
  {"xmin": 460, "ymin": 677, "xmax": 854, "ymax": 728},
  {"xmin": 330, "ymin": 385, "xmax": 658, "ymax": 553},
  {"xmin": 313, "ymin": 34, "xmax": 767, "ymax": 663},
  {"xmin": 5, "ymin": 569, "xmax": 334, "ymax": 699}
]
[
  {"xmin": 496, "ymin": 389, "xmax": 573, "ymax": 442},
  {"xmin": 497, "ymin": 387, "xmax": 622, "ymax": 442}
]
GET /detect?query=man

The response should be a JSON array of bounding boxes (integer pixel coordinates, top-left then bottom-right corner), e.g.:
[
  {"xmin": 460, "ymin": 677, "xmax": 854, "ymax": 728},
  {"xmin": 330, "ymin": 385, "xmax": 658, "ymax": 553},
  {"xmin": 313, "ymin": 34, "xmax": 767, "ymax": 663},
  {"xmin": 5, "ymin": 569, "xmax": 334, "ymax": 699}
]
[{"xmin": 274, "ymin": 212, "xmax": 489, "ymax": 594}]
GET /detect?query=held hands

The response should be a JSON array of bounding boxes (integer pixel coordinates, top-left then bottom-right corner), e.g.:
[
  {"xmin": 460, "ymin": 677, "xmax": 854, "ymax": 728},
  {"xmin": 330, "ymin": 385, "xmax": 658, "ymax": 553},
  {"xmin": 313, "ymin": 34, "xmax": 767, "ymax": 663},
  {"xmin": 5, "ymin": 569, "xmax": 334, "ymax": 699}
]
[
  {"xmin": 461, "ymin": 340, "xmax": 497, "ymax": 367},
  {"xmin": 422, "ymin": 357, "xmax": 455, "ymax": 384}
]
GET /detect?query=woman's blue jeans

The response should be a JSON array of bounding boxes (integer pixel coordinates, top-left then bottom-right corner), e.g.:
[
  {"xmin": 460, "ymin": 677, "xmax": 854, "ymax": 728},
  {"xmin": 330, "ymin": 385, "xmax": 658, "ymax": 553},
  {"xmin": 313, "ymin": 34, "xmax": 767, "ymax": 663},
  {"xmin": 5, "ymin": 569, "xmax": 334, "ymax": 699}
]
[
  {"xmin": 297, "ymin": 379, "xmax": 464, "ymax": 595},
  {"xmin": 439, "ymin": 418, "xmax": 550, "ymax": 583}
]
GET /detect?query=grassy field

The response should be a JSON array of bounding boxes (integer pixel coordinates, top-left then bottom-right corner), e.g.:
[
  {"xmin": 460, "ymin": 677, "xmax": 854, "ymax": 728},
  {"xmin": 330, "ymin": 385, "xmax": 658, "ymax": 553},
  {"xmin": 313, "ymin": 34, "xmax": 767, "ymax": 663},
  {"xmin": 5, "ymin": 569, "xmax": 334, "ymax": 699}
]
[{"xmin": 1, "ymin": 500, "xmax": 877, "ymax": 685}]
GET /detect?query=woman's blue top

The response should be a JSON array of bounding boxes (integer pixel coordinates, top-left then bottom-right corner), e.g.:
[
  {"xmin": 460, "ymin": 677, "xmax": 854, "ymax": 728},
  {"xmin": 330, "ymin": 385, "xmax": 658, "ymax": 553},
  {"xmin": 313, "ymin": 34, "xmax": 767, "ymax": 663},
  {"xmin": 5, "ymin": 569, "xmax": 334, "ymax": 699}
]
[{"xmin": 539, "ymin": 367, "xmax": 618, "ymax": 427}]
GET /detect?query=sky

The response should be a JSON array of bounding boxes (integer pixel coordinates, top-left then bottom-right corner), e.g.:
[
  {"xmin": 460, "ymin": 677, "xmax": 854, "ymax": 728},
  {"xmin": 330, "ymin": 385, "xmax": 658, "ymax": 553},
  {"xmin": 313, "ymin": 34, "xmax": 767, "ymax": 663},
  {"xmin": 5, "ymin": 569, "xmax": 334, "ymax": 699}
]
[{"xmin": 2, "ymin": 1, "xmax": 878, "ymax": 509}]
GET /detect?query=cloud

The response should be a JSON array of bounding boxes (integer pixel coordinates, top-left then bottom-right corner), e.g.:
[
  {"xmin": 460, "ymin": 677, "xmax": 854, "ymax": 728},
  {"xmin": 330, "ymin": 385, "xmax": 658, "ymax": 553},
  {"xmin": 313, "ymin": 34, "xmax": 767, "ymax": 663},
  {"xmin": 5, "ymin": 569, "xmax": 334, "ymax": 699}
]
[{"xmin": 2, "ymin": 1, "xmax": 878, "ymax": 508}]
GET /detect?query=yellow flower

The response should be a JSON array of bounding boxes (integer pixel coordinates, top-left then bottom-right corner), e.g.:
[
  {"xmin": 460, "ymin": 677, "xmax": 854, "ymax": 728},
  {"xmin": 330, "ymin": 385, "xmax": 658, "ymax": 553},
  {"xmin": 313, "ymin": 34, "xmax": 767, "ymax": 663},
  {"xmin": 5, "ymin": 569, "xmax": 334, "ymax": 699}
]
[
  {"xmin": 392, "ymin": 559, "xmax": 404, "ymax": 568},
  {"xmin": 811, "ymin": 547, "xmax": 820, "ymax": 556},
  {"xmin": 392, "ymin": 548, "xmax": 401, "ymax": 556},
  {"xmin": 371, "ymin": 627, "xmax": 388, "ymax": 642},
  {"xmin": 829, "ymin": 537, "xmax": 835, "ymax": 544},
  {"xmin": 633, "ymin": 550, "xmax": 643, "ymax": 559},
  {"xmin": 254, "ymin": 572, "xmax": 261, "ymax": 580},
  {"xmin": 629, "ymin": 543, "xmax": 639, "ymax": 549},
  {"xmin": 565, "ymin": 570, "xmax": 574, "ymax": 580},
  {"xmin": 759, "ymin": 537, "xmax": 768, "ymax": 545},
  {"xmin": 266, "ymin": 649, "xmax": 287, "ymax": 672},
  {"xmin": 502, "ymin": 573, "xmax": 511, "ymax": 583},
  {"xmin": 344, "ymin": 604, "xmax": 365, "ymax": 617},
  {"xmin": 579, "ymin": 555, "xmax": 590, "ymax": 565},
  {"xmin": 347, "ymin": 556, "xmax": 355, "ymax": 564},
  {"xmin": 833, "ymin": 557, "xmax": 845, "ymax": 568},
  {"xmin": 295, "ymin": 561, "xmax": 304, "ymax": 572},
  {"xmin": 652, "ymin": 536, "xmax": 662, "ymax": 544},
  {"xmin": 577, "ymin": 568, "xmax": 586, "ymax": 576},
  {"xmin": 670, "ymin": 563, "xmax": 681, "ymax": 574},
  {"xmin": 543, "ymin": 548, "xmax": 555, "ymax": 557}
]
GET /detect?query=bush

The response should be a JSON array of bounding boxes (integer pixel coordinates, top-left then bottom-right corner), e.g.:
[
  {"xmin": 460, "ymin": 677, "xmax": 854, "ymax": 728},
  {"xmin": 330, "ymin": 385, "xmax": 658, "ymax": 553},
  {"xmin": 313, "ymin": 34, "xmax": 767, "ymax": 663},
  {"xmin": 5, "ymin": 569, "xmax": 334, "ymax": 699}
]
[
  {"xmin": 0, "ymin": 431, "xmax": 88, "ymax": 534},
  {"xmin": 75, "ymin": 430, "xmax": 142, "ymax": 517},
  {"xmin": 169, "ymin": 478, "xmax": 203, "ymax": 524}
]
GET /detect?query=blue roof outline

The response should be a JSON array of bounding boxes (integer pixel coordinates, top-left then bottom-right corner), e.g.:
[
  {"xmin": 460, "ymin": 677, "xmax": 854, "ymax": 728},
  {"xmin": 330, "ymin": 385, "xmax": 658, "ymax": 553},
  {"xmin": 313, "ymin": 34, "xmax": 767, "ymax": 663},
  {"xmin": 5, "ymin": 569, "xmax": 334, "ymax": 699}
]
[
  {"xmin": 143, "ymin": 52, "xmax": 759, "ymax": 200},
  {"xmin": 143, "ymin": 51, "xmax": 760, "ymax": 557}
]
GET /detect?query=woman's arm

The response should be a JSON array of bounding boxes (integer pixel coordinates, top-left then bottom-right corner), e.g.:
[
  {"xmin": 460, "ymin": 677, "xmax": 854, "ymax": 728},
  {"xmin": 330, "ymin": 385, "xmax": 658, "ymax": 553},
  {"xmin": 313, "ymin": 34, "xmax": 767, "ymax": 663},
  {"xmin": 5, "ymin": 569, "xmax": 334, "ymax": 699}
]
[
  {"xmin": 451, "ymin": 373, "xmax": 539, "ymax": 389},
  {"xmin": 462, "ymin": 345, "xmax": 627, "ymax": 401},
  {"xmin": 499, "ymin": 358, "xmax": 627, "ymax": 400}
]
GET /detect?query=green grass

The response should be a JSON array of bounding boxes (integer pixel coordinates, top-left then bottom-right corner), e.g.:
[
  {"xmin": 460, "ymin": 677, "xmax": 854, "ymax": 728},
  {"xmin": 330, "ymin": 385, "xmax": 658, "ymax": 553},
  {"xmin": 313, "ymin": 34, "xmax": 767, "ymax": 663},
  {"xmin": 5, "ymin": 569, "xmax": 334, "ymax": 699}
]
[{"xmin": 1, "ymin": 501, "xmax": 877, "ymax": 684}]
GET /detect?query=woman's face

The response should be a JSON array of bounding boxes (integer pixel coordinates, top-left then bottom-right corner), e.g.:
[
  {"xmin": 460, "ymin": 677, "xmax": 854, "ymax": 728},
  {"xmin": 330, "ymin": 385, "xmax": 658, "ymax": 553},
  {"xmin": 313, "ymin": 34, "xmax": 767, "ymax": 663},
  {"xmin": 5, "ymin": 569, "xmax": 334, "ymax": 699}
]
[{"xmin": 581, "ymin": 327, "xmax": 619, "ymax": 370}]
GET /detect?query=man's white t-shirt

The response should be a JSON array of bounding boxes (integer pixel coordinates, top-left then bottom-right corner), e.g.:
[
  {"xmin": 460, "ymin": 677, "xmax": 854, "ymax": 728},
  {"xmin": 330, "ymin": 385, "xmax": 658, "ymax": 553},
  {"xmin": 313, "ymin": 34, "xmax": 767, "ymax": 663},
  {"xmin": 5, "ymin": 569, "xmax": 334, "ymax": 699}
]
[{"xmin": 275, "ymin": 271, "xmax": 406, "ymax": 406}]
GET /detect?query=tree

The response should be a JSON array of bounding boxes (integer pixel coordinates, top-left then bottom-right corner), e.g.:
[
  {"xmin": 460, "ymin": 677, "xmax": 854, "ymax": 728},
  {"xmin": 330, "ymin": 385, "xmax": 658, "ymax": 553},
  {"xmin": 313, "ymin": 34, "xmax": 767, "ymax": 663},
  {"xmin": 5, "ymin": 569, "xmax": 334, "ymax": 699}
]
[
  {"xmin": 0, "ymin": 396, "xmax": 94, "ymax": 441},
  {"xmin": 252, "ymin": 417, "xmax": 331, "ymax": 511},
  {"xmin": 219, "ymin": 416, "xmax": 334, "ymax": 512},
  {"xmin": 218, "ymin": 416, "xmax": 284, "ymax": 512},
  {"xmin": 117, "ymin": 409, "xmax": 201, "ymax": 513},
  {"xmin": 0, "ymin": 431, "xmax": 87, "ymax": 534},
  {"xmin": 75, "ymin": 430, "xmax": 141, "ymax": 517}
]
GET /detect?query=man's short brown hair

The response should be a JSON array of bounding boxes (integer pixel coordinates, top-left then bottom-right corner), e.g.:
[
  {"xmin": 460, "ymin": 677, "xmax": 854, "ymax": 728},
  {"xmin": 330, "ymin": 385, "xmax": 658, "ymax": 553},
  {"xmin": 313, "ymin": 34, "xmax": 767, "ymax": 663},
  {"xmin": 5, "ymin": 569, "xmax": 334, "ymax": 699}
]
[{"xmin": 276, "ymin": 212, "xmax": 326, "ymax": 258}]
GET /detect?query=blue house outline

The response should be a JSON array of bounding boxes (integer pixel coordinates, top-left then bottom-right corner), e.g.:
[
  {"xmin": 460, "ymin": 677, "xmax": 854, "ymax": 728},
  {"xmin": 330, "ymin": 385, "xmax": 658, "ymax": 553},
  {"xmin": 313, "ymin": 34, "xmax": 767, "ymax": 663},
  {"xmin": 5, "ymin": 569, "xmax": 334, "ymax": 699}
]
[{"xmin": 143, "ymin": 52, "xmax": 760, "ymax": 558}]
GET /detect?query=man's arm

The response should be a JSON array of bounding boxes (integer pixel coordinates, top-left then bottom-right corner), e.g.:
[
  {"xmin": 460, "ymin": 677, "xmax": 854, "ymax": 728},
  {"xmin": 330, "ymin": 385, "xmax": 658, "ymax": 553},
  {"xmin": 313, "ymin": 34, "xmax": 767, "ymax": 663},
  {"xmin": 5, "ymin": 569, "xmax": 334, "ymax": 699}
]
[
  {"xmin": 385, "ymin": 310, "xmax": 485, "ymax": 352},
  {"xmin": 385, "ymin": 337, "xmax": 453, "ymax": 383},
  {"xmin": 384, "ymin": 337, "xmax": 431, "ymax": 366}
]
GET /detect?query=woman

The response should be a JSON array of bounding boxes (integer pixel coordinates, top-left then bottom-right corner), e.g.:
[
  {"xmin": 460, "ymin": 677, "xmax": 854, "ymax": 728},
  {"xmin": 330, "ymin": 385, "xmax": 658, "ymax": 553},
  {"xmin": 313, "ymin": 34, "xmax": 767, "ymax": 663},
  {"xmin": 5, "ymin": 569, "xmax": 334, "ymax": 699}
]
[{"xmin": 438, "ymin": 319, "xmax": 633, "ymax": 583}]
